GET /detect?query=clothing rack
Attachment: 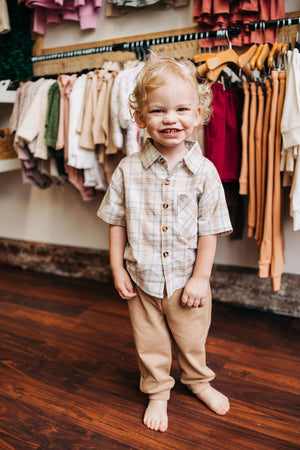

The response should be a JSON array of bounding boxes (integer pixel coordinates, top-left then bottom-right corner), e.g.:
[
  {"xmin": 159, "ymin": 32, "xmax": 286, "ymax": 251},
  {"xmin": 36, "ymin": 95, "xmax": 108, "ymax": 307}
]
[
  {"xmin": 31, "ymin": 26, "xmax": 241, "ymax": 63},
  {"xmin": 248, "ymin": 16, "xmax": 300, "ymax": 31}
]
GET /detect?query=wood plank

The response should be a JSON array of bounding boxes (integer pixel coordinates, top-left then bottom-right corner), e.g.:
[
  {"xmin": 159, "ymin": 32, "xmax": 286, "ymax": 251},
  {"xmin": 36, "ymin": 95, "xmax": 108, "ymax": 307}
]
[{"xmin": 0, "ymin": 266, "xmax": 299, "ymax": 449}]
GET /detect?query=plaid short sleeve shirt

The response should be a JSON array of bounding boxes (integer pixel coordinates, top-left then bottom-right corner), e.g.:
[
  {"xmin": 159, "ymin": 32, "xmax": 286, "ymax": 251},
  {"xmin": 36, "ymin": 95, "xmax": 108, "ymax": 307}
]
[{"xmin": 97, "ymin": 138, "xmax": 232, "ymax": 298}]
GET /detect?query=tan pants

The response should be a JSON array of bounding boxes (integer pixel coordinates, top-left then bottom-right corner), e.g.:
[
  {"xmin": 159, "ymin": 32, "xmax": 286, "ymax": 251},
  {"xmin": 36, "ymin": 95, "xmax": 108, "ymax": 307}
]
[{"xmin": 127, "ymin": 285, "xmax": 215, "ymax": 401}]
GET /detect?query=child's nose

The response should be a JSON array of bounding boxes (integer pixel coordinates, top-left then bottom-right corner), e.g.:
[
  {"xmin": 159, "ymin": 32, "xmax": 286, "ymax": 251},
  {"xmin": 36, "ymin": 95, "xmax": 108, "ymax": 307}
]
[{"xmin": 163, "ymin": 111, "xmax": 177, "ymax": 123}]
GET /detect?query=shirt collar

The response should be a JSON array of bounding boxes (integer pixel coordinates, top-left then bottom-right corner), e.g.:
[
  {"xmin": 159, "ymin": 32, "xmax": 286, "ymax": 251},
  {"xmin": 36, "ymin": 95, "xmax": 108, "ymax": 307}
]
[
  {"xmin": 140, "ymin": 138, "xmax": 203, "ymax": 174},
  {"xmin": 140, "ymin": 138, "xmax": 163, "ymax": 169},
  {"xmin": 183, "ymin": 140, "xmax": 203, "ymax": 174}
]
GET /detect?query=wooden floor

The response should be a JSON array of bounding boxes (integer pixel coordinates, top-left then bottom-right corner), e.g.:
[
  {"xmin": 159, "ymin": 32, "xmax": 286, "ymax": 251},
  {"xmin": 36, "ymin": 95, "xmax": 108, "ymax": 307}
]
[{"xmin": 0, "ymin": 266, "xmax": 299, "ymax": 450}]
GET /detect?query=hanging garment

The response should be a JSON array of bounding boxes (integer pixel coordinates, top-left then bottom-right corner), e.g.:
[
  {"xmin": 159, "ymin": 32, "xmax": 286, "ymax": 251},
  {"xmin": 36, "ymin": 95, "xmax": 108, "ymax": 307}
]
[
  {"xmin": 57, "ymin": 73, "xmax": 97, "ymax": 201},
  {"xmin": 239, "ymin": 81, "xmax": 250, "ymax": 195},
  {"xmin": 10, "ymin": 81, "xmax": 33, "ymax": 162},
  {"xmin": 270, "ymin": 70, "xmax": 286, "ymax": 292},
  {"xmin": 24, "ymin": 0, "xmax": 102, "ymax": 35},
  {"xmin": 205, "ymin": 82, "xmax": 244, "ymax": 183},
  {"xmin": 105, "ymin": 0, "xmax": 188, "ymax": 17},
  {"xmin": 10, "ymin": 81, "xmax": 53, "ymax": 188},
  {"xmin": 16, "ymin": 78, "xmax": 45, "ymax": 142},
  {"xmin": 45, "ymin": 81, "xmax": 65, "ymax": 177},
  {"xmin": 259, "ymin": 70, "xmax": 279, "ymax": 280},
  {"xmin": 68, "ymin": 74, "xmax": 94, "ymax": 169},
  {"xmin": 223, "ymin": 182, "xmax": 244, "ymax": 240},
  {"xmin": 17, "ymin": 79, "xmax": 56, "ymax": 160},
  {"xmin": 57, "ymin": 74, "xmax": 77, "ymax": 151},
  {"xmin": 110, "ymin": 62, "xmax": 144, "ymax": 155},
  {"xmin": 254, "ymin": 84, "xmax": 264, "ymax": 242},
  {"xmin": 237, "ymin": 66, "xmax": 289, "ymax": 290},
  {"xmin": 77, "ymin": 71, "xmax": 95, "ymax": 151},
  {"xmin": 92, "ymin": 71, "xmax": 110, "ymax": 147},
  {"xmin": 193, "ymin": 0, "xmax": 285, "ymax": 47},
  {"xmin": 247, "ymin": 82, "xmax": 257, "ymax": 238},
  {"xmin": 0, "ymin": 0, "xmax": 10, "ymax": 33},
  {"xmin": 280, "ymin": 50, "xmax": 294, "ymax": 187},
  {"xmin": 68, "ymin": 73, "xmax": 107, "ymax": 191},
  {"xmin": 290, "ymin": 150, "xmax": 300, "ymax": 231},
  {"xmin": 204, "ymin": 81, "xmax": 245, "ymax": 239},
  {"xmin": 9, "ymin": 57, "xmax": 145, "ymax": 197},
  {"xmin": 257, "ymin": 78, "xmax": 272, "ymax": 248},
  {"xmin": 281, "ymin": 49, "xmax": 300, "ymax": 151},
  {"xmin": 281, "ymin": 48, "xmax": 300, "ymax": 230}
]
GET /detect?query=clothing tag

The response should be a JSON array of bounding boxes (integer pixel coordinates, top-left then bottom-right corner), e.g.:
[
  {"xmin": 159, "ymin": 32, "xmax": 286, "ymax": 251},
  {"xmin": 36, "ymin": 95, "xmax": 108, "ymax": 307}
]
[{"xmin": 221, "ymin": 76, "xmax": 226, "ymax": 91}]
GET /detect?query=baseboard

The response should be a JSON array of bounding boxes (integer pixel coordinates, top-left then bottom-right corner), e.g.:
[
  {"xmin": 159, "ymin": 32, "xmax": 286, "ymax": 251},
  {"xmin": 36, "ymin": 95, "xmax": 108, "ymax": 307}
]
[
  {"xmin": 0, "ymin": 238, "xmax": 112, "ymax": 282},
  {"xmin": 0, "ymin": 238, "xmax": 299, "ymax": 317}
]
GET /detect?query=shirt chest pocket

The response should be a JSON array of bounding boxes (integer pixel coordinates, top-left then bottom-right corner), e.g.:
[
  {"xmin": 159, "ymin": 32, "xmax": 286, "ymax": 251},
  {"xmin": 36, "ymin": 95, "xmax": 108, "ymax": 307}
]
[{"xmin": 176, "ymin": 193, "xmax": 198, "ymax": 238}]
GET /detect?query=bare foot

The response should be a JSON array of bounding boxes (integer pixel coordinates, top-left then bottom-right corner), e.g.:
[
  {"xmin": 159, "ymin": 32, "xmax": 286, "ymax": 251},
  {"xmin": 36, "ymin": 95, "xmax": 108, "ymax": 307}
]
[
  {"xmin": 143, "ymin": 400, "xmax": 168, "ymax": 432},
  {"xmin": 196, "ymin": 386, "xmax": 230, "ymax": 415}
]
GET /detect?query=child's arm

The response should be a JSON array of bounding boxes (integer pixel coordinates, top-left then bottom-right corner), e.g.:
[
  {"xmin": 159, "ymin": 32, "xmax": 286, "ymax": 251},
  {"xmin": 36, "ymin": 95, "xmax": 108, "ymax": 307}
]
[
  {"xmin": 181, "ymin": 234, "xmax": 217, "ymax": 308},
  {"xmin": 109, "ymin": 224, "xmax": 137, "ymax": 300}
]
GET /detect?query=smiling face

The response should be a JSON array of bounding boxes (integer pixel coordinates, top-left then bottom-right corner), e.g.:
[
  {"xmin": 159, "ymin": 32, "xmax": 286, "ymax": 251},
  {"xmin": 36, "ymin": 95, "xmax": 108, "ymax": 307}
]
[{"xmin": 135, "ymin": 75, "xmax": 201, "ymax": 155}]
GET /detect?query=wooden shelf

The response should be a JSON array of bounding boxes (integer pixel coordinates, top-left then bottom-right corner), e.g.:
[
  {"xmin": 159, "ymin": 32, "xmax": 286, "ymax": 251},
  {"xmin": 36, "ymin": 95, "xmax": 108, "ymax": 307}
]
[
  {"xmin": 0, "ymin": 89, "xmax": 18, "ymax": 172},
  {"xmin": 0, "ymin": 158, "xmax": 21, "ymax": 173},
  {"xmin": 0, "ymin": 91, "xmax": 16, "ymax": 103}
]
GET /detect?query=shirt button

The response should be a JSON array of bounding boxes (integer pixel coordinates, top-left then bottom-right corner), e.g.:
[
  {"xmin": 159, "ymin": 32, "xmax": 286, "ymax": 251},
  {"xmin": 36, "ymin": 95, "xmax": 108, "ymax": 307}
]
[
  {"xmin": 159, "ymin": 158, "xmax": 165, "ymax": 165},
  {"xmin": 162, "ymin": 226, "xmax": 168, "ymax": 232},
  {"xmin": 164, "ymin": 179, "xmax": 170, "ymax": 185},
  {"xmin": 163, "ymin": 203, "xmax": 169, "ymax": 209},
  {"xmin": 163, "ymin": 251, "xmax": 169, "ymax": 257}
]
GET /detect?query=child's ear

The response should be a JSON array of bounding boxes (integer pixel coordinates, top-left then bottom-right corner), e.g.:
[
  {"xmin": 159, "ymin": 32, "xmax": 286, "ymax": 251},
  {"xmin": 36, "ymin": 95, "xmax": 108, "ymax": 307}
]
[
  {"xmin": 194, "ymin": 107, "xmax": 201, "ymax": 127},
  {"xmin": 135, "ymin": 110, "xmax": 146, "ymax": 129}
]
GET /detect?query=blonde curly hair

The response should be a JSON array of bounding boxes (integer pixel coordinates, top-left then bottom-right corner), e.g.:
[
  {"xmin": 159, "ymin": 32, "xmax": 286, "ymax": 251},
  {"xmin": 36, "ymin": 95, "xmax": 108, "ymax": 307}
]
[{"xmin": 129, "ymin": 54, "xmax": 212, "ymax": 125}]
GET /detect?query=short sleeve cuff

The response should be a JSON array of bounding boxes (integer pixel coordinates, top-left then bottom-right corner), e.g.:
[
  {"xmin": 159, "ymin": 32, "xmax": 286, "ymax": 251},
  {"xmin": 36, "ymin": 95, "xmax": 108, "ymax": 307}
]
[{"xmin": 97, "ymin": 204, "xmax": 126, "ymax": 226}]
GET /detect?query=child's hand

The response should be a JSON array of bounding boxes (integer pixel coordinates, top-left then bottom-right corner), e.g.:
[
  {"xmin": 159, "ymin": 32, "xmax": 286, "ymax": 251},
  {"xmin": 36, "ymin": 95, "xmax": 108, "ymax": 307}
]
[
  {"xmin": 112, "ymin": 267, "xmax": 137, "ymax": 300},
  {"xmin": 181, "ymin": 276, "xmax": 209, "ymax": 308}
]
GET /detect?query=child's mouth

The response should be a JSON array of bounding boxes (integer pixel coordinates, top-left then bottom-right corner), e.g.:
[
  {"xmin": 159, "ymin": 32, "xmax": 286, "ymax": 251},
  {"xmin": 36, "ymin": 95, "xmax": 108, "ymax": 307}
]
[{"xmin": 160, "ymin": 129, "xmax": 181, "ymax": 134}]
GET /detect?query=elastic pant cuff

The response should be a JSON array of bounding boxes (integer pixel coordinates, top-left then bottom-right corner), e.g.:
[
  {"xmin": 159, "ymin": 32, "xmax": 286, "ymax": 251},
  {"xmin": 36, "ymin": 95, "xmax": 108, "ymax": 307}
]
[
  {"xmin": 187, "ymin": 381, "xmax": 211, "ymax": 396},
  {"xmin": 148, "ymin": 391, "xmax": 171, "ymax": 401}
]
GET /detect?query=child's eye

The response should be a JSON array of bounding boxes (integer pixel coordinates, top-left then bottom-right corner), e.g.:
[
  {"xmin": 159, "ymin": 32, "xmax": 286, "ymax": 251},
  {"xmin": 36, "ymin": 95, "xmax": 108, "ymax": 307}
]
[
  {"xmin": 178, "ymin": 107, "xmax": 189, "ymax": 112},
  {"xmin": 150, "ymin": 109, "xmax": 163, "ymax": 113}
]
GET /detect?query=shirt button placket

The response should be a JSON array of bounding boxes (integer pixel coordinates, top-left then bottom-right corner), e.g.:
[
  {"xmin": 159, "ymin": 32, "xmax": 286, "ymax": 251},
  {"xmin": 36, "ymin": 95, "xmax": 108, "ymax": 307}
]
[{"xmin": 161, "ymin": 177, "xmax": 172, "ymax": 270}]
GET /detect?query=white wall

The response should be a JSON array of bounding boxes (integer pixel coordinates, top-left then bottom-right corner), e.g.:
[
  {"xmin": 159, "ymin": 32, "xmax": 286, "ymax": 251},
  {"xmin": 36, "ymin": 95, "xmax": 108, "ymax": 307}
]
[
  {"xmin": 0, "ymin": 0, "xmax": 299, "ymax": 275},
  {"xmin": 43, "ymin": 0, "xmax": 194, "ymax": 48},
  {"xmin": 0, "ymin": 169, "xmax": 109, "ymax": 249}
]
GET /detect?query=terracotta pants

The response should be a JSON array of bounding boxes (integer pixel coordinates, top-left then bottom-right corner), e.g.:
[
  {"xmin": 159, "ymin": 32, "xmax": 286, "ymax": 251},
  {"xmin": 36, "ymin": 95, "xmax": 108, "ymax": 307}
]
[
  {"xmin": 271, "ymin": 70, "xmax": 286, "ymax": 291},
  {"xmin": 127, "ymin": 285, "xmax": 215, "ymax": 401},
  {"xmin": 259, "ymin": 71, "xmax": 279, "ymax": 279},
  {"xmin": 247, "ymin": 82, "xmax": 257, "ymax": 237}
]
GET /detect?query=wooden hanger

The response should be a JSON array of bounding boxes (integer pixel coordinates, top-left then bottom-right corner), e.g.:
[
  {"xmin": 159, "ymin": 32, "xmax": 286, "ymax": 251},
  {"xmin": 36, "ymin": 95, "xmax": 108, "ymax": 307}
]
[
  {"xmin": 195, "ymin": 30, "xmax": 253, "ymax": 81},
  {"xmin": 195, "ymin": 53, "xmax": 218, "ymax": 78},
  {"xmin": 250, "ymin": 44, "xmax": 263, "ymax": 69},
  {"xmin": 268, "ymin": 42, "xmax": 279, "ymax": 68},
  {"xmin": 238, "ymin": 44, "xmax": 257, "ymax": 68},
  {"xmin": 194, "ymin": 30, "xmax": 227, "ymax": 78},
  {"xmin": 267, "ymin": 20, "xmax": 282, "ymax": 68},
  {"xmin": 197, "ymin": 62, "xmax": 210, "ymax": 78},
  {"xmin": 256, "ymin": 43, "xmax": 270, "ymax": 70},
  {"xmin": 193, "ymin": 52, "xmax": 217, "ymax": 63},
  {"xmin": 205, "ymin": 48, "xmax": 239, "ymax": 70},
  {"xmin": 281, "ymin": 43, "xmax": 288, "ymax": 55},
  {"xmin": 249, "ymin": 22, "xmax": 267, "ymax": 70},
  {"xmin": 205, "ymin": 47, "xmax": 253, "ymax": 81},
  {"xmin": 193, "ymin": 30, "xmax": 219, "ymax": 63},
  {"xmin": 206, "ymin": 63, "xmax": 228, "ymax": 82}
]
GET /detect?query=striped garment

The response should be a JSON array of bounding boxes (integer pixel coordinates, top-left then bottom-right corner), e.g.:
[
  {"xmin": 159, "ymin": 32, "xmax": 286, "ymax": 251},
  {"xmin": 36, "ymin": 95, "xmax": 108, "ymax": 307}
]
[{"xmin": 98, "ymin": 138, "xmax": 232, "ymax": 298}]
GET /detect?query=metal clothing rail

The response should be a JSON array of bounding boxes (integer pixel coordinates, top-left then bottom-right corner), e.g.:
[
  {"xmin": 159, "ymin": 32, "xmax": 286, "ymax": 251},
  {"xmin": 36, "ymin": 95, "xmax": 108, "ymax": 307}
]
[
  {"xmin": 248, "ymin": 16, "xmax": 300, "ymax": 31},
  {"xmin": 31, "ymin": 26, "xmax": 241, "ymax": 63}
]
